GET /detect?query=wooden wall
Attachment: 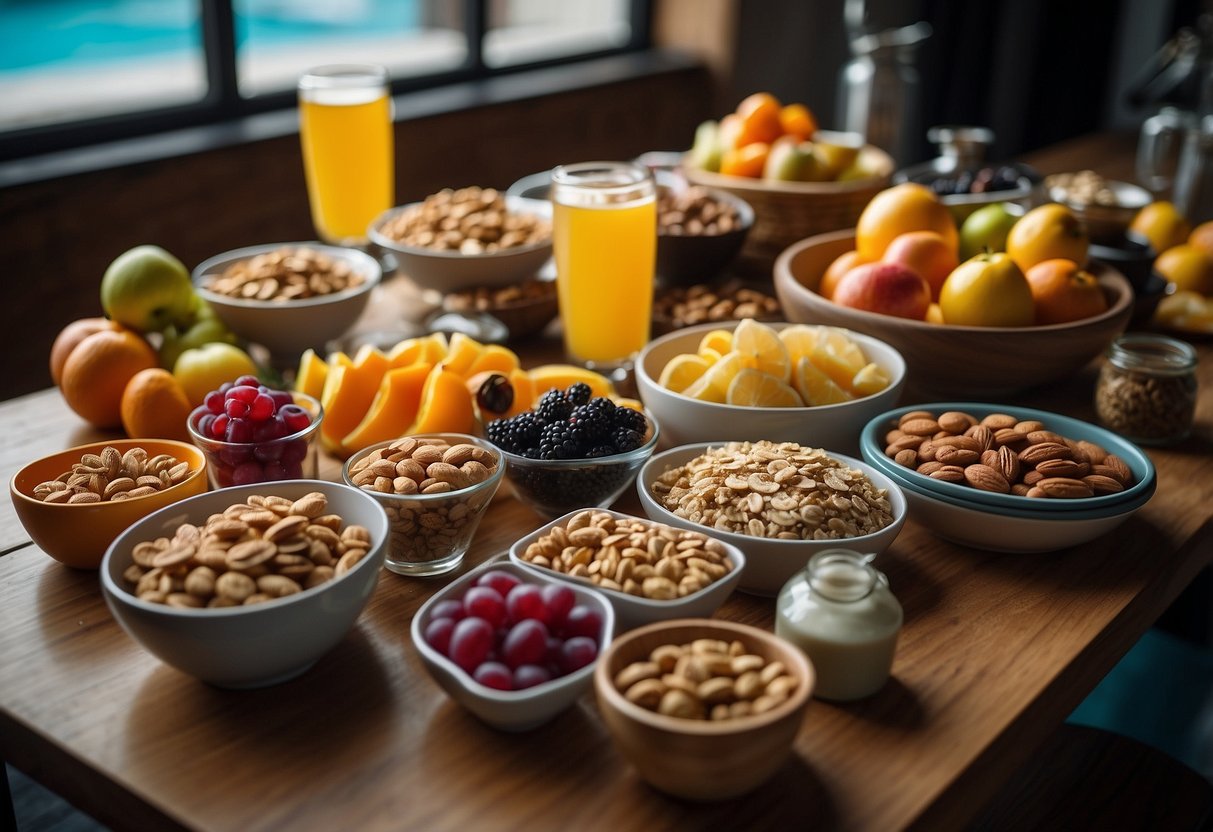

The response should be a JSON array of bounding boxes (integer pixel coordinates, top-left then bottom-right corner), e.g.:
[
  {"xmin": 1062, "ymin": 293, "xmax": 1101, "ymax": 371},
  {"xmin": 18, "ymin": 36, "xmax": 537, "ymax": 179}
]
[{"xmin": 1, "ymin": 65, "xmax": 712, "ymax": 400}]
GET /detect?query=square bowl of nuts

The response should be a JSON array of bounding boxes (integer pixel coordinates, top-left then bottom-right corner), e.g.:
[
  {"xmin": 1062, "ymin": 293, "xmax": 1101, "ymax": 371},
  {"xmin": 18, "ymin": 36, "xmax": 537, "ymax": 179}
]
[
  {"xmin": 99, "ymin": 481, "xmax": 389, "ymax": 688},
  {"xmin": 193, "ymin": 243, "xmax": 382, "ymax": 358},
  {"xmin": 637, "ymin": 441, "xmax": 907, "ymax": 596},
  {"xmin": 593, "ymin": 618, "xmax": 814, "ymax": 800},
  {"xmin": 509, "ymin": 509, "xmax": 746, "ymax": 632},
  {"xmin": 411, "ymin": 559, "xmax": 615, "ymax": 732},
  {"xmin": 368, "ymin": 188, "xmax": 552, "ymax": 293},
  {"xmin": 342, "ymin": 434, "xmax": 505, "ymax": 577},
  {"xmin": 10, "ymin": 439, "xmax": 208, "ymax": 569}
]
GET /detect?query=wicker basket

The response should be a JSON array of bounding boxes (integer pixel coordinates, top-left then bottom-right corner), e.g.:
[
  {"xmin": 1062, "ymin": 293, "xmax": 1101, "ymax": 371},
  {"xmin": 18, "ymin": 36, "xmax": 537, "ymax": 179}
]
[{"xmin": 683, "ymin": 145, "xmax": 894, "ymax": 278}]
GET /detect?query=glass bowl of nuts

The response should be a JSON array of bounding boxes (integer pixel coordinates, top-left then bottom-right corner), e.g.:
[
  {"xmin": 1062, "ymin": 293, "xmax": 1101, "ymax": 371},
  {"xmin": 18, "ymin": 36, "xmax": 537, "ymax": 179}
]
[
  {"xmin": 368, "ymin": 187, "xmax": 553, "ymax": 293},
  {"xmin": 99, "ymin": 481, "xmax": 389, "ymax": 688},
  {"xmin": 10, "ymin": 439, "xmax": 208, "ymax": 569},
  {"xmin": 593, "ymin": 618, "xmax": 814, "ymax": 800},
  {"xmin": 342, "ymin": 434, "xmax": 505, "ymax": 576},
  {"xmin": 655, "ymin": 184, "xmax": 754, "ymax": 285},
  {"xmin": 192, "ymin": 243, "xmax": 382, "ymax": 358}
]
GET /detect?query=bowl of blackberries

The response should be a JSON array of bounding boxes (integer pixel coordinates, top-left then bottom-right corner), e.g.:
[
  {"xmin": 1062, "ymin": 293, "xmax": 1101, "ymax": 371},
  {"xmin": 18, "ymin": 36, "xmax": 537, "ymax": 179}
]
[{"xmin": 485, "ymin": 383, "xmax": 659, "ymax": 519}]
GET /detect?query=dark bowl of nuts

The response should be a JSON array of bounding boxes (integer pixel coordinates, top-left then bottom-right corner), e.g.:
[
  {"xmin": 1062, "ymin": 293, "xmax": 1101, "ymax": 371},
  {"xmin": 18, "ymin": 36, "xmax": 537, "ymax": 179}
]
[
  {"xmin": 484, "ymin": 383, "xmax": 659, "ymax": 520},
  {"xmin": 193, "ymin": 242, "xmax": 381, "ymax": 357},
  {"xmin": 1044, "ymin": 170, "xmax": 1152, "ymax": 244},
  {"xmin": 441, "ymin": 278, "xmax": 559, "ymax": 340},
  {"xmin": 656, "ymin": 185, "xmax": 754, "ymax": 285},
  {"xmin": 369, "ymin": 187, "xmax": 553, "ymax": 294}
]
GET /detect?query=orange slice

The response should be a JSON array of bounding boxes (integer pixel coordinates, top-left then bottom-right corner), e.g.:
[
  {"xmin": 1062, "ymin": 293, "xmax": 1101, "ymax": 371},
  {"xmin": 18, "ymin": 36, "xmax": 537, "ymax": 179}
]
[
  {"xmin": 850, "ymin": 362, "xmax": 891, "ymax": 398},
  {"xmin": 794, "ymin": 356, "xmax": 853, "ymax": 406},
  {"xmin": 681, "ymin": 374, "xmax": 726, "ymax": 403},
  {"xmin": 387, "ymin": 333, "xmax": 448, "ymax": 367},
  {"xmin": 439, "ymin": 332, "xmax": 486, "ymax": 377},
  {"xmin": 320, "ymin": 347, "xmax": 389, "ymax": 456},
  {"xmin": 342, "ymin": 363, "xmax": 432, "ymax": 452},
  {"xmin": 726, "ymin": 368, "xmax": 804, "ymax": 407},
  {"xmin": 528, "ymin": 364, "xmax": 616, "ymax": 400},
  {"xmin": 699, "ymin": 350, "xmax": 753, "ymax": 398},
  {"xmin": 407, "ymin": 366, "xmax": 475, "ymax": 435},
  {"xmin": 294, "ymin": 348, "xmax": 328, "ymax": 400},
  {"xmin": 466, "ymin": 344, "xmax": 521, "ymax": 377},
  {"xmin": 778, "ymin": 324, "xmax": 823, "ymax": 365}
]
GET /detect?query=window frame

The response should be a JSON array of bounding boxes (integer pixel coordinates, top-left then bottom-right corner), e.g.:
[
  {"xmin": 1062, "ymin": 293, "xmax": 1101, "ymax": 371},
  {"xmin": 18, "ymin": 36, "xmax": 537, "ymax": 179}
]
[{"xmin": 0, "ymin": 0, "xmax": 652, "ymax": 163}]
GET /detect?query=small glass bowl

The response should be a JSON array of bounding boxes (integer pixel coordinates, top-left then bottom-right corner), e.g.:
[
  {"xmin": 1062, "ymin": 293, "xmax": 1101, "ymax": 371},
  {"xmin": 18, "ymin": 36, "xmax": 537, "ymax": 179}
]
[
  {"xmin": 342, "ymin": 434, "xmax": 505, "ymax": 576},
  {"xmin": 186, "ymin": 392, "xmax": 323, "ymax": 489},
  {"xmin": 495, "ymin": 415, "xmax": 659, "ymax": 519}
]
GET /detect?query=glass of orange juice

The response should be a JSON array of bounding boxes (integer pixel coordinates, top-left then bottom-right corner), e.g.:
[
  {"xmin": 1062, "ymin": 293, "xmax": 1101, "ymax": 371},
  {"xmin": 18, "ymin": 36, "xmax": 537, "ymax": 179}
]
[
  {"xmin": 298, "ymin": 65, "xmax": 394, "ymax": 245},
  {"xmin": 551, "ymin": 162, "xmax": 656, "ymax": 376}
]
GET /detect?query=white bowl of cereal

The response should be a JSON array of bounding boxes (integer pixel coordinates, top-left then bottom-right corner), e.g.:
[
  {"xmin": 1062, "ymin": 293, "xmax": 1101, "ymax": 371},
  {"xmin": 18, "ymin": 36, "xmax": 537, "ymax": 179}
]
[
  {"xmin": 368, "ymin": 188, "xmax": 552, "ymax": 293},
  {"xmin": 509, "ymin": 508, "xmax": 746, "ymax": 631},
  {"xmin": 100, "ymin": 481, "xmax": 389, "ymax": 689},
  {"xmin": 636, "ymin": 441, "xmax": 906, "ymax": 595},
  {"xmin": 193, "ymin": 242, "xmax": 381, "ymax": 357}
]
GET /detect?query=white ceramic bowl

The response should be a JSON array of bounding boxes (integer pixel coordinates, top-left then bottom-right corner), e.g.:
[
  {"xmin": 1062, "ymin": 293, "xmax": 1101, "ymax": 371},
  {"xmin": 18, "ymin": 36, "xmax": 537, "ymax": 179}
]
[
  {"xmin": 193, "ymin": 242, "xmax": 381, "ymax": 357},
  {"xmin": 637, "ymin": 444, "xmax": 907, "ymax": 595},
  {"xmin": 368, "ymin": 196, "xmax": 553, "ymax": 293},
  {"xmin": 100, "ymin": 481, "xmax": 389, "ymax": 689},
  {"xmin": 635, "ymin": 320, "xmax": 906, "ymax": 458},
  {"xmin": 410, "ymin": 559, "xmax": 615, "ymax": 732},
  {"xmin": 508, "ymin": 508, "xmax": 746, "ymax": 631}
]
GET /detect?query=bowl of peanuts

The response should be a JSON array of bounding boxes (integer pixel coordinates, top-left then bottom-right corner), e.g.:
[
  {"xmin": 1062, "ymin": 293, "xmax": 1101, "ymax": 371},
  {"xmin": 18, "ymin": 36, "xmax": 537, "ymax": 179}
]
[
  {"xmin": 99, "ymin": 481, "xmax": 389, "ymax": 688},
  {"xmin": 10, "ymin": 439, "xmax": 208, "ymax": 569},
  {"xmin": 637, "ymin": 441, "xmax": 907, "ymax": 596},
  {"xmin": 509, "ymin": 508, "xmax": 746, "ymax": 631},
  {"xmin": 858, "ymin": 404, "xmax": 1156, "ymax": 553},
  {"xmin": 193, "ymin": 242, "xmax": 381, "ymax": 357},
  {"xmin": 368, "ymin": 187, "xmax": 553, "ymax": 293},
  {"xmin": 594, "ymin": 618, "xmax": 813, "ymax": 800},
  {"xmin": 655, "ymin": 184, "xmax": 754, "ymax": 285}
]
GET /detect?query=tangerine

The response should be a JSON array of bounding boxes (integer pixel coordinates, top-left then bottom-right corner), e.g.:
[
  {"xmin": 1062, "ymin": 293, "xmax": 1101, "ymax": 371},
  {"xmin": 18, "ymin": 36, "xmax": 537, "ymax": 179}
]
[
  {"xmin": 1006, "ymin": 203, "xmax": 1089, "ymax": 272},
  {"xmin": 1188, "ymin": 220, "xmax": 1213, "ymax": 255},
  {"xmin": 855, "ymin": 183, "xmax": 958, "ymax": 261},
  {"xmin": 720, "ymin": 142, "xmax": 771, "ymax": 179},
  {"xmin": 819, "ymin": 250, "xmax": 867, "ymax": 299},
  {"xmin": 1155, "ymin": 244, "xmax": 1213, "ymax": 295},
  {"xmin": 120, "ymin": 368, "xmax": 193, "ymax": 441},
  {"xmin": 734, "ymin": 92, "xmax": 784, "ymax": 146},
  {"xmin": 1129, "ymin": 201, "xmax": 1190, "ymax": 255},
  {"xmin": 50, "ymin": 317, "xmax": 122, "ymax": 387},
  {"xmin": 1024, "ymin": 259, "xmax": 1108, "ymax": 325},
  {"xmin": 60, "ymin": 328, "xmax": 158, "ymax": 428}
]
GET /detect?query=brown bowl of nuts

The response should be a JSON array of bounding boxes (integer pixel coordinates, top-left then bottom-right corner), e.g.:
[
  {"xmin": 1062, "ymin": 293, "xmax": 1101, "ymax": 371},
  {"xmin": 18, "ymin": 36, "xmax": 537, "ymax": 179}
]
[
  {"xmin": 10, "ymin": 439, "xmax": 208, "ymax": 569},
  {"xmin": 594, "ymin": 618, "xmax": 814, "ymax": 800},
  {"xmin": 193, "ymin": 242, "xmax": 381, "ymax": 357},
  {"xmin": 369, "ymin": 187, "xmax": 553, "ymax": 293},
  {"xmin": 99, "ymin": 481, "xmax": 389, "ymax": 688},
  {"xmin": 342, "ymin": 434, "xmax": 505, "ymax": 577},
  {"xmin": 656, "ymin": 185, "xmax": 754, "ymax": 285},
  {"xmin": 441, "ymin": 278, "xmax": 559, "ymax": 340}
]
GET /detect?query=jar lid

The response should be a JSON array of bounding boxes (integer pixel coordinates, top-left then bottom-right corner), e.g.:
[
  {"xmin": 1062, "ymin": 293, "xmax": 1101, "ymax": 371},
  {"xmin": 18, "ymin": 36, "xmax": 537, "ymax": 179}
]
[
  {"xmin": 807, "ymin": 549, "xmax": 877, "ymax": 602},
  {"xmin": 1107, "ymin": 333, "xmax": 1197, "ymax": 376}
]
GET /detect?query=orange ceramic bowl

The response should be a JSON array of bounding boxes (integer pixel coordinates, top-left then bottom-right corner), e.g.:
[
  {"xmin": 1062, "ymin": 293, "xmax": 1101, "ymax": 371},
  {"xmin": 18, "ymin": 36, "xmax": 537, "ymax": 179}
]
[{"xmin": 10, "ymin": 439, "xmax": 208, "ymax": 569}]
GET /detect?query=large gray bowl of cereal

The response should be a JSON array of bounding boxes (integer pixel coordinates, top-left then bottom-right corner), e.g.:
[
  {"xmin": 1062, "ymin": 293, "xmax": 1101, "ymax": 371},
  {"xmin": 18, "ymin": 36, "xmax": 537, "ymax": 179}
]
[
  {"xmin": 100, "ymin": 480, "xmax": 389, "ymax": 688},
  {"xmin": 636, "ymin": 441, "xmax": 906, "ymax": 595},
  {"xmin": 369, "ymin": 187, "xmax": 552, "ymax": 293}
]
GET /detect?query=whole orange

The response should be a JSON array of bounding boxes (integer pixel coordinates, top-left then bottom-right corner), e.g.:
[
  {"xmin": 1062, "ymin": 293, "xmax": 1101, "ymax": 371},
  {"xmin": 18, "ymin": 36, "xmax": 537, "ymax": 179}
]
[
  {"xmin": 60, "ymin": 328, "xmax": 158, "ymax": 428},
  {"xmin": 855, "ymin": 183, "xmax": 958, "ymax": 261},
  {"xmin": 882, "ymin": 230, "xmax": 959, "ymax": 300},
  {"xmin": 1155, "ymin": 244, "xmax": 1213, "ymax": 295},
  {"xmin": 120, "ymin": 368, "xmax": 194, "ymax": 442},
  {"xmin": 1130, "ymin": 201, "xmax": 1190, "ymax": 255},
  {"xmin": 720, "ymin": 142, "xmax": 771, "ymax": 178},
  {"xmin": 819, "ymin": 250, "xmax": 867, "ymax": 299},
  {"xmin": 734, "ymin": 92, "xmax": 784, "ymax": 146},
  {"xmin": 779, "ymin": 103, "xmax": 817, "ymax": 140},
  {"xmin": 1024, "ymin": 259, "xmax": 1108, "ymax": 324},
  {"xmin": 49, "ymin": 317, "xmax": 121, "ymax": 387},
  {"xmin": 1188, "ymin": 220, "xmax": 1213, "ymax": 255},
  {"xmin": 1005, "ymin": 203, "xmax": 1089, "ymax": 272}
]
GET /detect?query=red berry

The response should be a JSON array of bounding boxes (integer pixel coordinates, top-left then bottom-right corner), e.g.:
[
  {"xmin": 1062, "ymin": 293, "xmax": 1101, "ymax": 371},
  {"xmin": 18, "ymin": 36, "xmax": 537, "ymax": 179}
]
[
  {"xmin": 540, "ymin": 584, "xmax": 575, "ymax": 626},
  {"xmin": 231, "ymin": 461, "xmax": 264, "ymax": 485},
  {"xmin": 561, "ymin": 605, "xmax": 602, "ymax": 640},
  {"xmin": 512, "ymin": 664, "xmax": 552, "ymax": 689},
  {"xmin": 473, "ymin": 661, "xmax": 513, "ymax": 691},
  {"xmin": 281, "ymin": 440, "xmax": 308, "ymax": 465},
  {"xmin": 269, "ymin": 390, "xmax": 294, "ymax": 410},
  {"xmin": 424, "ymin": 617, "xmax": 456, "ymax": 655},
  {"xmin": 248, "ymin": 393, "xmax": 275, "ymax": 421},
  {"xmin": 234, "ymin": 375, "xmax": 261, "ymax": 388},
  {"xmin": 477, "ymin": 569, "xmax": 521, "ymax": 597},
  {"xmin": 502, "ymin": 619, "xmax": 549, "ymax": 668},
  {"xmin": 449, "ymin": 617, "xmax": 494, "ymax": 672},
  {"xmin": 430, "ymin": 600, "xmax": 465, "ymax": 621},
  {"xmin": 463, "ymin": 586, "xmax": 507, "ymax": 628},
  {"xmin": 210, "ymin": 413, "xmax": 230, "ymax": 439},
  {"xmin": 279, "ymin": 405, "xmax": 312, "ymax": 433},
  {"xmin": 224, "ymin": 398, "xmax": 250, "ymax": 418},
  {"xmin": 225, "ymin": 417, "xmax": 254, "ymax": 443},
  {"xmin": 204, "ymin": 390, "xmax": 226, "ymax": 414},
  {"xmin": 196, "ymin": 413, "xmax": 216, "ymax": 437},
  {"xmin": 559, "ymin": 636, "xmax": 598, "ymax": 672},
  {"xmin": 260, "ymin": 460, "xmax": 288, "ymax": 480}
]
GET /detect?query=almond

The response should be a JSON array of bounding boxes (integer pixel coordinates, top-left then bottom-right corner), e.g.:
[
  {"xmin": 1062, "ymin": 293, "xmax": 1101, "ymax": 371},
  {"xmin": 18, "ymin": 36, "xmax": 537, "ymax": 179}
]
[
  {"xmin": 1103, "ymin": 454, "xmax": 1132, "ymax": 484},
  {"xmin": 934, "ymin": 435, "xmax": 982, "ymax": 452},
  {"xmin": 1033, "ymin": 458, "xmax": 1084, "ymax": 479},
  {"xmin": 918, "ymin": 440, "xmax": 938, "ymax": 462},
  {"xmin": 964, "ymin": 424, "xmax": 995, "ymax": 452},
  {"xmin": 995, "ymin": 445, "xmax": 1021, "ymax": 483},
  {"xmin": 1026, "ymin": 430, "xmax": 1067, "ymax": 446},
  {"xmin": 1019, "ymin": 442, "xmax": 1072, "ymax": 465},
  {"xmin": 1011, "ymin": 483, "xmax": 1032, "ymax": 497},
  {"xmin": 894, "ymin": 448, "xmax": 918, "ymax": 468},
  {"xmin": 1083, "ymin": 474, "xmax": 1125, "ymax": 494},
  {"xmin": 938, "ymin": 410, "xmax": 976, "ymax": 433},
  {"xmin": 964, "ymin": 464, "xmax": 1010, "ymax": 493},
  {"xmin": 1076, "ymin": 440, "xmax": 1109, "ymax": 465},
  {"xmin": 981, "ymin": 449, "xmax": 999, "ymax": 467},
  {"xmin": 928, "ymin": 465, "xmax": 966, "ymax": 483},
  {"xmin": 898, "ymin": 410, "xmax": 935, "ymax": 427},
  {"xmin": 993, "ymin": 428, "xmax": 1028, "ymax": 447},
  {"xmin": 935, "ymin": 445, "xmax": 980, "ymax": 466},
  {"xmin": 1037, "ymin": 477, "xmax": 1094, "ymax": 499},
  {"xmin": 980, "ymin": 413, "xmax": 1019, "ymax": 430},
  {"xmin": 916, "ymin": 461, "xmax": 946, "ymax": 476},
  {"xmin": 900, "ymin": 417, "xmax": 940, "ymax": 437},
  {"xmin": 1015, "ymin": 420, "xmax": 1046, "ymax": 434},
  {"xmin": 886, "ymin": 434, "xmax": 923, "ymax": 455}
]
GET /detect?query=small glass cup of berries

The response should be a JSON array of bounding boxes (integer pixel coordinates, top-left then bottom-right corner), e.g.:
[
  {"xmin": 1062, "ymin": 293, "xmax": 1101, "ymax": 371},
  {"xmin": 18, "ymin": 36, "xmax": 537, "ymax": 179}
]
[
  {"xmin": 484, "ymin": 382, "xmax": 659, "ymax": 519},
  {"xmin": 186, "ymin": 375, "xmax": 324, "ymax": 489}
]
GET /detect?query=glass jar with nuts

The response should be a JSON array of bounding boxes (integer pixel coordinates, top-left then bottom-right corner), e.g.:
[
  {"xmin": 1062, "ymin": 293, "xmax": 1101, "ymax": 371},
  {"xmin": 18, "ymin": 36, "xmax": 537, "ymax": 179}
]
[{"xmin": 1095, "ymin": 334, "xmax": 1198, "ymax": 445}]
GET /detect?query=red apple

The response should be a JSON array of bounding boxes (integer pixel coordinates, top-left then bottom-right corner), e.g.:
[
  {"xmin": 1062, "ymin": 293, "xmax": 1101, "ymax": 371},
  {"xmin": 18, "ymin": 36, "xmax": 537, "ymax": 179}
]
[
  {"xmin": 882, "ymin": 230, "xmax": 959, "ymax": 301},
  {"xmin": 832, "ymin": 261, "xmax": 932, "ymax": 320}
]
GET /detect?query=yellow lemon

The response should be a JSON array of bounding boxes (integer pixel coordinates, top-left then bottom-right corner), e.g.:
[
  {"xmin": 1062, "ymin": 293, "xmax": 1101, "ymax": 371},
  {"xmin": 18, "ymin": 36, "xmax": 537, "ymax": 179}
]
[
  {"xmin": 697, "ymin": 329, "xmax": 734, "ymax": 355},
  {"xmin": 732, "ymin": 318, "xmax": 790, "ymax": 382},
  {"xmin": 778, "ymin": 324, "xmax": 823, "ymax": 364},
  {"xmin": 700, "ymin": 350, "xmax": 754, "ymax": 397},
  {"xmin": 698, "ymin": 346, "xmax": 724, "ymax": 364},
  {"xmin": 850, "ymin": 362, "xmax": 891, "ymax": 397},
  {"xmin": 726, "ymin": 368, "xmax": 803, "ymax": 407},
  {"xmin": 794, "ymin": 357, "xmax": 853, "ymax": 406},
  {"xmin": 682, "ymin": 374, "xmax": 726, "ymax": 403},
  {"xmin": 658, "ymin": 354, "xmax": 711, "ymax": 393}
]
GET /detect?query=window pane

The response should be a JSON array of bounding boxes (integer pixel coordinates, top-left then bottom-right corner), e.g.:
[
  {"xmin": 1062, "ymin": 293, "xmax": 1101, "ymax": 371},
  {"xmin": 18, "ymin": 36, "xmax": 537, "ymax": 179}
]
[
  {"xmin": 0, "ymin": 0, "xmax": 206, "ymax": 133},
  {"xmin": 484, "ymin": 0, "xmax": 632, "ymax": 68},
  {"xmin": 234, "ymin": 0, "xmax": 468, "ymax": 98}
]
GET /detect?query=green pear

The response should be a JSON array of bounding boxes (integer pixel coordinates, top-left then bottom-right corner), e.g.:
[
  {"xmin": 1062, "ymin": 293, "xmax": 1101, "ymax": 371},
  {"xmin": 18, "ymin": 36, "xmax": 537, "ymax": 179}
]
[
  {"xmin": 688, "ymin": 120, "xmax": 723, "ymax": 172},
  {"xmin": 959, "ymin": 203, "xmax": 1021, "ymax": 260},
  {"xmin": 158, "ymin": 301, "xmax": 237, "ymax": 370},
  {"xmin": 101, "ymin": 245, "xmax": 197, "ymax": 334},
  {"xmin": 764, "ymin": 138, "xmax": 825, "ymax": 182}
]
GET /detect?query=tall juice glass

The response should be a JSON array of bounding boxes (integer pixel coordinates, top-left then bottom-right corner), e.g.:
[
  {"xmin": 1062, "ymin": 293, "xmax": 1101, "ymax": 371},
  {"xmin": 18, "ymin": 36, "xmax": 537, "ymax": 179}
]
[
  {"xmin": 551, "ymin": 162, "xmax": 656, "ymax": 375},
  {"xmin": 299, "ymin": 65, "xmax": 394, "ymax": 245}
]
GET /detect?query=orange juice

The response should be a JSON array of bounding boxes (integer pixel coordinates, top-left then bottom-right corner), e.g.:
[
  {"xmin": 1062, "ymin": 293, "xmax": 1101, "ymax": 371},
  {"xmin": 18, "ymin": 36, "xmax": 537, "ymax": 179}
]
[
  {"xmin": 552, "ymin": 163, "xmax": 656, "ymax": 367},
  {"xmin": 299, "ymin": 67, "xmax": 394, "ymax": 244}
]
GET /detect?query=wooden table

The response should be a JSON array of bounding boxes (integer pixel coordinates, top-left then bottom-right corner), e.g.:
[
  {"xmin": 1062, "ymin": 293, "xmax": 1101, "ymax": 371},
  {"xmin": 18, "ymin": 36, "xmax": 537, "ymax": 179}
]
[{"xmin": 3, "ymin": 134, "xmax": 1212, "ymax": 831}]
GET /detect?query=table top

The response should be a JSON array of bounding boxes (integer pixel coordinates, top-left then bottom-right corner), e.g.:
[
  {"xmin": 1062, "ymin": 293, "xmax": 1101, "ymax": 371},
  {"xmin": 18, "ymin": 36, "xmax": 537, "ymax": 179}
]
[{"xmin": 3, "ymin": 132, "xmax": 1213, "ymax": 832}]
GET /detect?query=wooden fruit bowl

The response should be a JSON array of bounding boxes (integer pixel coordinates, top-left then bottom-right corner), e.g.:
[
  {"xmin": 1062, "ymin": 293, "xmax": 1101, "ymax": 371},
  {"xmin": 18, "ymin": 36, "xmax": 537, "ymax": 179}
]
[{"xmin": 773, "ymin": 230, "xmax": 1134, "ymax": 400}]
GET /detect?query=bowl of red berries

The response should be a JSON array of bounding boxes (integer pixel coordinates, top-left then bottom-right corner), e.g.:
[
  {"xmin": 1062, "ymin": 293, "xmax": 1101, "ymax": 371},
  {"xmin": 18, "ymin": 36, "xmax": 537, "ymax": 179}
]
[
  {"xmin": 484, "ymin": 383, "xmax": 659, "ymax": 519},
  {"xmin": 186, "ymin": 375, "xmax": 323, "ymax": 489},
  {"xmin": 410, "ymin": 558, "xmax": 615, "ymax": 731}
]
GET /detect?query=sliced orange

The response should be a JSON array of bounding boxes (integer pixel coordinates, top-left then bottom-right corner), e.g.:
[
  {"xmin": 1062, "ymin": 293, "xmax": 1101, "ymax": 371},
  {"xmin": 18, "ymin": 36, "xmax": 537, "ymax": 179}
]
[
  {"xmin": 320, "ymin": 348, "xmax": 389, "ymax": 456},
  {"xmin": 528, "ymin": 364, "xmax": 615, "ymax": 400},
  {"xmin": 439, "ymin": 332, "xmax": 485, "ymax": 377},
  {"xmin": 850, "ymin": 362, "xmax": 891, "ymax": 398},
  {"xmin": 466, "ymin": 344, "xmax": 521, "ymax": 377},
  {"xmin": 503, "ymin": 368, "xmax": 535, "ymax": 418},
  {"xmin": 658, "ymin": 354, "xmax": 711, "ymax": 394},
  {"xmin": 342, "ymin": 363, "xmax": 432, "ymax": 451},
  {"xmin": 387, "ymin": 333, "xmax": 448, "ymax": 367},
  {"xmin": 699, "ymin": 350, "xmax": 753, "ymax": 398},
  {"xmin": 727, "ymin": 368, "xmax": 803, "ymax": 408},
  {"xmin": 407, "ymin": 366, "xmax": 475, "ymax": 435},
  {"xmin": 294, "ymin": 348, "xmax": 328, "ymax": 400},
  {"xmin": 794, "ymin": 356, "xmax": 853, "ymax": 406}
]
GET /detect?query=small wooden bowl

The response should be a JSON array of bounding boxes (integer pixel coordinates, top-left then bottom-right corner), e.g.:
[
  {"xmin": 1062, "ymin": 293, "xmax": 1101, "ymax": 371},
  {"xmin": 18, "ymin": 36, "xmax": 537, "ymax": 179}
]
[
  {"xmin": 773, "ymin": 230, "xmax": 1134, "ymax": 400},
  {"xmin": 594, "ymin": 618, "xmax": 813, "ymax": 800}
]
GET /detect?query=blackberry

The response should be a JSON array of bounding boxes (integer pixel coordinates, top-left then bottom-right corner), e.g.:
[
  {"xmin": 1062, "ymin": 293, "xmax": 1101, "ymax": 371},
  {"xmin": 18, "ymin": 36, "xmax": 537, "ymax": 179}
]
[
  {"xmin": 539, "ymin": 422, "xmax": 580, "ymax": 460},
  {"xmin": 565, "ymin": 382, "xmax": 593, "ymax": 406},
  {"xmin": 613, "ymin": 427, "xmax": 645, "ymax": 453},
  {"xmin": 569, "ymin": 403, "xmax": 611, "ymax": 446},
  {"xmin": 535, "ymin": 388, "xmax": 573, "ymax": 426},
  {"xmin": 612, "ymin": 405, "xmax": 647, "ymax": 434},
  {"xmin": 587, "ymin": 445, "xmax": 618, "ymax": 458},
  {"xmin": 486, "ymin": 412, "xmax": 541, "ymax": 454},
  {"xmin": 585, "ymin": 396, "xmax": 616, "ymax": 419}
]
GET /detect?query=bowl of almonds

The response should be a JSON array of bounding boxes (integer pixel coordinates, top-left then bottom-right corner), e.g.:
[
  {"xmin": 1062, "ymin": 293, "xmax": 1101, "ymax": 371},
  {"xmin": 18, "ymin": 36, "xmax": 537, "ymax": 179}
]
[
  {"xmin": 369, "ymin": 187, "xmax": 552, "ymax": 293},
  {"xmin": 10, "ymin": 439, "xmax": 208, "ymax": 569},
  {"xmin": 193, "ymin": 242, "xmax": 381, "ymax": 357},
  {"xmin": 99, "ymin": 481, "xmax": 389, "ymax": 688},
  {"xmin": 655, "ymin": 184, "xmax": 754, "ymax": 285}
]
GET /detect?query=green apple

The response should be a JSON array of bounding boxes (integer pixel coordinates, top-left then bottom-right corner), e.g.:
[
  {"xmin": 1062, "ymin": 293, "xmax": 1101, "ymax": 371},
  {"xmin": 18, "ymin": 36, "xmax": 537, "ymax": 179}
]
[
  {"xmin": 688, "ymin": 120, "xmax": 723, "ymax": 172},
  {"xmin": 959, "ymin": 202, "xmax": 1022, "ymax": 260},
  {"xmin": 159, "ymin": 302, "xmax": 237, "ymax": 370},
  {"xmin": 101, "ymin": 245, "xmax": 197, "ymax": 334},
  {"xmin": 939, "ymin": 252, "xmax": 1035, "ymax": 327},
  {"xmin": 764, "ymin": 137, "xmax": 825, "ymax": 182},
  {"xmin": 173, "ymin": 342, "xmax": 260, "ymax": 406}
]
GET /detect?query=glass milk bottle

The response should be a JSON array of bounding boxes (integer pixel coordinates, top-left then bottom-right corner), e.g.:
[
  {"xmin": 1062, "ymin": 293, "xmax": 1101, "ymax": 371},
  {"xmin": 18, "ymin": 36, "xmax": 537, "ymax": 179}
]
[{"xmin": 775, "ymin": 549, "xmax": 902, "ymax": 701}]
